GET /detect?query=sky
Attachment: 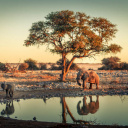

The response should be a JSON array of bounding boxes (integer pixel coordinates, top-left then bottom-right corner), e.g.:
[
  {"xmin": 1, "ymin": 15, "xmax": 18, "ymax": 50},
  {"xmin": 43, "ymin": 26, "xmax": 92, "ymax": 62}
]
[{"xmin": 0, "ymin": 0, "xmax": 128, "ymax": 63}]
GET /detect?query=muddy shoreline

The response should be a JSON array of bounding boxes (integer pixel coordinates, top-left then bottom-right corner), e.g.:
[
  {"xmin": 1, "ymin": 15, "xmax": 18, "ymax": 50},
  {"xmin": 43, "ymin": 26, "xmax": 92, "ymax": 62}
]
[
  {"xmin": 0, "ymin": 87, "xmax": 128, "ymax": 100},
  {"xmin": 0, "ymin": 116, "xmax": 127, "ymax": 128}
]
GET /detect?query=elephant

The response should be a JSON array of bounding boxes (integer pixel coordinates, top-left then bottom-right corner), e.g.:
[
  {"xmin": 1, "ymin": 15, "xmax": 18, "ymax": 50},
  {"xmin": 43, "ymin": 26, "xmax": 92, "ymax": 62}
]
[
  {"xmin": 76, "ymin": 69, "xmax": 99, "ymax": 90},
  {"xmin": 1, "ymin": 82, "xmax": 14, "ymax": 98},
  {"xmin": 77, "ymin": 96, "xmax": 99, "ymax": 115},
  {"xmin": 1, "ymin": 100, "xmax": 15, "ymax": 116}
]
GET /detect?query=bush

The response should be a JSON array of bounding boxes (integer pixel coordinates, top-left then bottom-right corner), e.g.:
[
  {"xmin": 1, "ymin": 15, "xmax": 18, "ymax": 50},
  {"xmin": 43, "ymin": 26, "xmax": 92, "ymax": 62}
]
[
  {"xmin": 0, "ymin": 62, "xmax": 8, "ymax": 71},
  {"xmin": 50, "ymin": 64, "xmax": 61, "ymax": 70},
  {"xmin": 56, "ymin": 59, "xmax": 79, "ymax": 70},
  {"xmin": 70, "ymin": 63, "xmax": 79, "ymax": 70},
  {"xmin": 40, "ymin": 63, "xmax": 47, "ymax": 70},
  {"xmin": 99, "ymin": 56, "xmax": 128, "ymax": 70},
  {"xmin": 119, "ymin": 62, "xmax": 128, "ymax": 70},
  {"xmin": 24, "ymin": 58, "xmax": 39, "ymax": 70},
  {"xmin": 19, "ymin": 63, "xmax": 29, "ymax": 71}
]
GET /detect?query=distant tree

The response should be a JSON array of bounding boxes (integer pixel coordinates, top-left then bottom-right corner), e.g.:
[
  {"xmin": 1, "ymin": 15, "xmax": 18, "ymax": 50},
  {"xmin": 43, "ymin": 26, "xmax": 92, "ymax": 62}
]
[
  {"xmin": 24, "ymin": 10, "xmax": 122, "ymax": 81},
  {"xmin": 24, "ymin": 58, "xmax": 39, "ymax": 70},
  {"xmin": 19, "ymin": 63, "xmax": 29, "ymax": 71},
  {"xmin": 119, "ymin": 62, "xmax": 128, "ymax": 70},
  {"xmin": 40, "ymin": 63, "xmax": 47, "ymax": 70},
  {"xmin": 50, "ymin": 64, "xmax": 61, "ymax": 70},
  {"xmin": 0, "ymin": 62, "xmax": 8, "ymax": 71},
  {"xmin": 57, "ymin": 59, "xmax": 79, "ymax": 70},
  {"xmin": 99, "ymin": 56, "xmax": 121, "ymax": 70}
]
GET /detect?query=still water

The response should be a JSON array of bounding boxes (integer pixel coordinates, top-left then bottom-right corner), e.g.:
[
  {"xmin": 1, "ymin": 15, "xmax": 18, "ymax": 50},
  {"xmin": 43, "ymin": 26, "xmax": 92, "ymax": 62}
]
[{"xmin": 0, "ymin": 95, "xmax": 128, "ymax": 126}]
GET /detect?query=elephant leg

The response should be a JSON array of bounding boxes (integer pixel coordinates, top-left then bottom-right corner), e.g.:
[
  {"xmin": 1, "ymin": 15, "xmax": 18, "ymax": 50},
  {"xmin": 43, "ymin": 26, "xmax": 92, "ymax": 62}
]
[
  {"xmin": 89, "ymin": 95, "xmax": 92, "ymax": 102},
  {"xmin": 83, "ymin": 80, "xmax": 86, "ymax": 90},
  {"xmin": 10, "ymin": 90, "xmax": 13, "ymax": 98},
  {"xmin": 9, "ymin": 91, "xmax": 13, "ymax": 98},
  {"xmin": 6, "ymin": 89, "xmax": 9, "ymax": 97},
  {"xmin": 89, "ymin": 83, "xmax": 92, "ymax": 89},
  {"xmin": 96, "ymin": 95, "xmax": 99, "ymax": 102},
  {"xmin": 11, "ymin": 91, "xmax": 13, "ymax": 97},
  {"xmin": 9, "ymin": 91, "xmax": 11, "ymax": 97},
  {"xmin": 96, "ymin": 84, "xmax": 99, "ymax": 89}
]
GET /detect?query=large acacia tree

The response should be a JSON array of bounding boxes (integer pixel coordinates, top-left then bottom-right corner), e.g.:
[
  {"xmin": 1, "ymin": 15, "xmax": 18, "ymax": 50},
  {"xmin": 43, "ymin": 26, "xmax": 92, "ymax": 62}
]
[{"xmin": 24, "ymin": 10, "xmax": 122, "ymax": 81}]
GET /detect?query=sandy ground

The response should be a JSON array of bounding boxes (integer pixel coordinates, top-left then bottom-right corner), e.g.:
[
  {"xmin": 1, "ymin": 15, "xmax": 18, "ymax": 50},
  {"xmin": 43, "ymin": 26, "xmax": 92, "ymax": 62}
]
[
  {"xmin": 0, "ymin": 70, "xmax": 128, "ymax": 128},
  {"xmin": 0, "ymin": 70, "xmax": 128, "ymax": 99}
]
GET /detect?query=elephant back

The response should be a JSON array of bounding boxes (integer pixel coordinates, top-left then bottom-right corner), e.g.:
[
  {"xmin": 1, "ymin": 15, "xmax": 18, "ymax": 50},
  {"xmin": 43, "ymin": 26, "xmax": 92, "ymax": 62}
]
[{"xmin": 89, "ymin": 101, "xmax": 99, "ymax": 114}]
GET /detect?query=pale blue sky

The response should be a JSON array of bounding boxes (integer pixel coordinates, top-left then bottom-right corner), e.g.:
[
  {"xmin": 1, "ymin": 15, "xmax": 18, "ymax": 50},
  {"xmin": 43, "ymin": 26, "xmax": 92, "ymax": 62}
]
[{"xmin": 0, "ymin": 0, "xmax": 128, "ymax": 63}]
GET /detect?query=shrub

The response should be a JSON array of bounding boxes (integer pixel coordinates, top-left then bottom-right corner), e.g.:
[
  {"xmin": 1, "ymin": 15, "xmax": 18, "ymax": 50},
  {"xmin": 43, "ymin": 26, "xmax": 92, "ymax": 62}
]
[
  {"xmin": 19, "ymin": 63, "xmax": 29, "ymax": 71},
  {"xmin": 24, "ymin": 58, "xmax": 39, "ymax": 70},
  {"xmin": 40, "ymin": 63, "xmax": 47, "ymax": 70},
  {"xmin": 99, "ymin": 56, "xmax": 128, "ymax": 70},
  {"xmin": 119, "ymin": 62, "xmax": 128, "ymax": 70},
  {"xmin": 0, "ymin": 62, "xmax": 9, "ymax": 71},
  {"xmin": 56, "ymin": 59, "xmax": 79, "ymax": 70},
  {"xmin": 70, "ymin": 63, "xmax": 79, "ymax": 70},
  {"xmin": 50, "ymin": 64, "xmax": 61, "ymax": 70}
]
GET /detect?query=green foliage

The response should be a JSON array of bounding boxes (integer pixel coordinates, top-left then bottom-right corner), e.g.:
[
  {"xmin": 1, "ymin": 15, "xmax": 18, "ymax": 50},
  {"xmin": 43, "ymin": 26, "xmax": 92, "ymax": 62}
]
[
  {"xmin": 0, "ymin": 62, "xmax": 8, "ymax": 71},
  {"xmin": 99, "ymin": 56, "xmax": 128, "ymax": 70},
  {"xmin": 24, "ymin": 58, "xmax": 39, "ymax": 70}
]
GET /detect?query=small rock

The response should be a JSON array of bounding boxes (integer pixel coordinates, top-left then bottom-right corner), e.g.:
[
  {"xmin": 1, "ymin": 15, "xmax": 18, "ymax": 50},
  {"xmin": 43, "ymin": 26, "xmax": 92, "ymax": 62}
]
[{"xmin": 33, "ymin": 117, "xmax": 37, "ymax": 121}]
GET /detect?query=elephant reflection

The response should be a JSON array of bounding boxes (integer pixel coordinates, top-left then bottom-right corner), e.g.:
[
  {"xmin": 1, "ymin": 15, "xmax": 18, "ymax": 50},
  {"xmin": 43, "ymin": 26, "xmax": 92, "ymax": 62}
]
[
  {"xmin": 77, "ymin": 96, "xmax": 99, "ymax": 115},
  {"xmin": 61, "ymin": 97, "xmax": 90, "ymax": 124},
  {"xmin": 1, "ymin": 100, "xmax": 14, "ymax": 116}
]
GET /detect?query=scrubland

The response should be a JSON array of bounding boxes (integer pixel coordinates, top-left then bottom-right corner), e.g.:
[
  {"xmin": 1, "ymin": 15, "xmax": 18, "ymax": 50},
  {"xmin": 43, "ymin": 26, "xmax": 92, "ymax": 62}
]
[{"xmin": 0, "ymin": 69, "xmax": 128, "ymax": 99}]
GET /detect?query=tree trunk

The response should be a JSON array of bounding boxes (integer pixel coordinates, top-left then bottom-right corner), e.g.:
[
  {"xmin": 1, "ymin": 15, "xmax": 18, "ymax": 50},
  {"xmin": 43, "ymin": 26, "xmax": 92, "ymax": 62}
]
[
  {"xmin": 61, "ymin": 55, "xmax": 76, "ymax": 81},
  {"xmin": 61, "ymin": 52, "xmax": 66, "ymax": 81},
  {"xmin": 61, "ymin": 97, "xmax": 66, "ymax": 123}
]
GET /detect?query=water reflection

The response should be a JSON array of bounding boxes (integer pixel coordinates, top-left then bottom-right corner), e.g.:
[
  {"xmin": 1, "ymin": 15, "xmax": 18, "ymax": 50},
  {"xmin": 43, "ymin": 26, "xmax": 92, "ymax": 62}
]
[
  {"xmin": 77, "ymin": 96, "xmax": 99, "ymax": 115},
  {"xmin": 61, "ymin": 97, "xmax": 90, "ymax": 124},
  {"xmin": 0, "ymin": 95, "xmax": 128, "ymax": 126},
  {"xmin": 1, "ymin": 100, "xmax": 14, "ymax": 116}
]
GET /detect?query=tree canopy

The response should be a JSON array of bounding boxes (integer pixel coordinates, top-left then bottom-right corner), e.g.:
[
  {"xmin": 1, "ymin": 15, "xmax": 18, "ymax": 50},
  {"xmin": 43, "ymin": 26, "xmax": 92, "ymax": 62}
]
[{"xmin": 24, "ymin": 10, "xmax": 122, "ymax": 81}]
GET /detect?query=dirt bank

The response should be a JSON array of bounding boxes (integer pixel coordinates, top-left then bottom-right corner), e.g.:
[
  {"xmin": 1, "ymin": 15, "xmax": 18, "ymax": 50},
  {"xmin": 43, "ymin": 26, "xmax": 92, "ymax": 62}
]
[{"xmin": 0, "ymin": 87, "xmax": 128, "ymax": 100}]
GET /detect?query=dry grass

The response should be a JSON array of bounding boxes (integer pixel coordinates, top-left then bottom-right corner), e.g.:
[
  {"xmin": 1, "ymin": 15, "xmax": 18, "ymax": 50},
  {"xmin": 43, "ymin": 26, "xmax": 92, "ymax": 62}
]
[{"xmin": 0, "ymin": 70, "xmax": 128, "ymax": 89}]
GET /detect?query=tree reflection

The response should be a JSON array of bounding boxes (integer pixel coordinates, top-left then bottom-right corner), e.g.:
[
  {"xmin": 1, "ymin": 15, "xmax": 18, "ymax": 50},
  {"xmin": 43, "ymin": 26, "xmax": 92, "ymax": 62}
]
[
  {"xmin": 61, "ymin": 97, "xmax": 90, "ymax": 124},
  {"xmin": 77, "ymin": 96, "xmax": 99, "ymax": 115},
  {"xmin": 119, "ymin": 95, "xmax": 128, "ymax": 103}
]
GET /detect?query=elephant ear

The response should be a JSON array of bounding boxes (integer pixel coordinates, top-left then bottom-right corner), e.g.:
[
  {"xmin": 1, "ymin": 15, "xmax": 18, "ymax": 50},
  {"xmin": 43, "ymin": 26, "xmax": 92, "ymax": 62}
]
[
  {"xmin": 84, "ymin": 72, "xmax": 89, "ymax": 77},
  {"xmin": 77, "ymin": 101, "xmax": 82, "ymax": 115},
  {"xmin": 81, "ymin": 71, "xmax": 89, "ymax": 80},
  {"xmin": 76, "ymin": 70, "xmax": 84, "ymax": 86},
  {"xmin": 1, "ymin": 83, "xmax": 5, "ymax": 90}
]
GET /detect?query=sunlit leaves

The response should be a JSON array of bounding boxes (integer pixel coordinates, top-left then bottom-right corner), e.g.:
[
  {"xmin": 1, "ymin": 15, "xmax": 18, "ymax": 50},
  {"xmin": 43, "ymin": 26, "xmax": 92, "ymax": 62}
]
[
  {"xmin": 108, "ymin": 44, "xmax": 122, "ymax": 53},
  {"xmin": 24, "ymin": 10, "xmax": 122, "ymax": 57},
  {"xmin": 90, "ymin": 17, "xmax": 117, "ymax": 42}
]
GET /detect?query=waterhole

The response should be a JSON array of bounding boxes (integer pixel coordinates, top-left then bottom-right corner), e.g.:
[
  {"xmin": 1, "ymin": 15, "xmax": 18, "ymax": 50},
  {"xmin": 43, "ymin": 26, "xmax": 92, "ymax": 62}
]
[{"xmin": 0, "ymin": 95, "xmax": 128, "ymax": 126}]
